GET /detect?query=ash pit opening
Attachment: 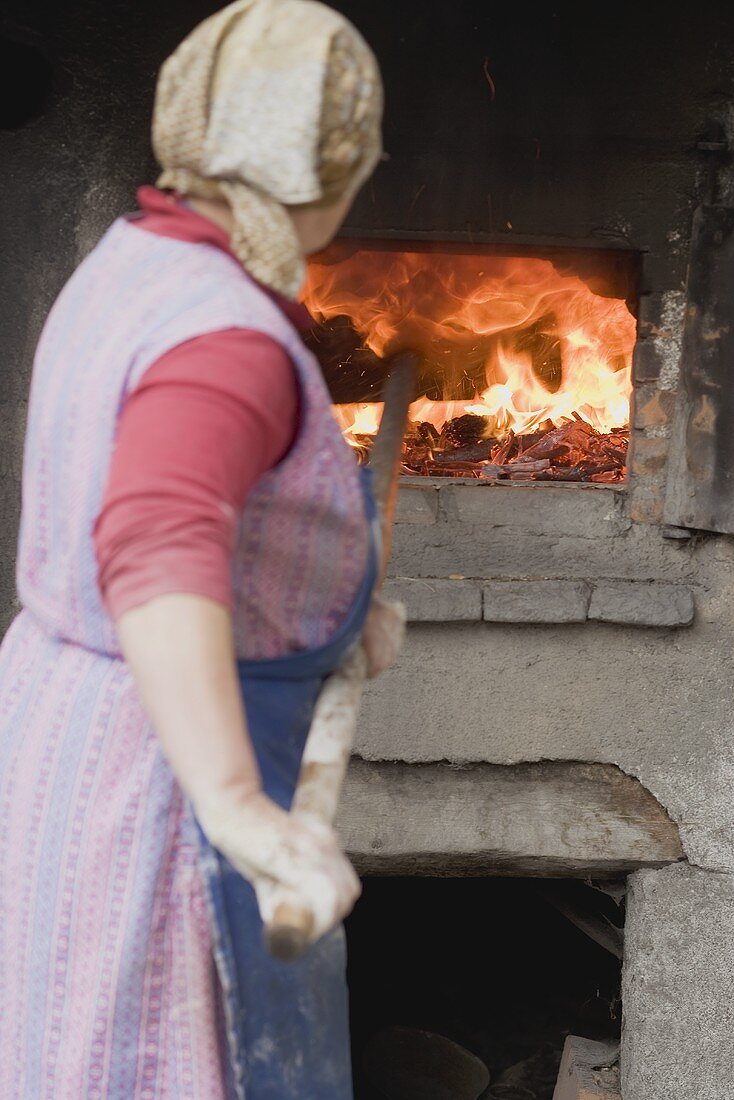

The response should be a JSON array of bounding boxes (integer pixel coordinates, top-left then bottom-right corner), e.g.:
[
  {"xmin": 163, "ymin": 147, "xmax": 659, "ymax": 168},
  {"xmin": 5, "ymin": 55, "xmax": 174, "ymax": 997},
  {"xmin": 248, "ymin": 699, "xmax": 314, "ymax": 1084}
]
[
  {"xmin": 346, "ymin": 876, "xmax": 623, "ymax": 1099},
  {"xmin": 305, "ymin": 241, "xmax": 639, "ymax": 485}
]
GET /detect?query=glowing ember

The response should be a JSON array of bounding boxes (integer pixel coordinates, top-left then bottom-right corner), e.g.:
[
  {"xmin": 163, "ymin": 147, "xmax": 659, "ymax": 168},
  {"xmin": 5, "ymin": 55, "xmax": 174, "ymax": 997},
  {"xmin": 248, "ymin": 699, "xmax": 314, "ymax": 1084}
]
[{"xmin": 304, "ymin": 246, "xmax": 637, "ymax": 481}]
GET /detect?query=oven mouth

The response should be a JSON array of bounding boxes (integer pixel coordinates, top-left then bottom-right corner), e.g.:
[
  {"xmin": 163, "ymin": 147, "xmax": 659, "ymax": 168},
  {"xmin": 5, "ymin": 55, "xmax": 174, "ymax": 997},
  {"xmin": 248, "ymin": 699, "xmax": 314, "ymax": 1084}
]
[{"xmin": 304, "ymin": 239, "xmax": 640, "ymax": 487}]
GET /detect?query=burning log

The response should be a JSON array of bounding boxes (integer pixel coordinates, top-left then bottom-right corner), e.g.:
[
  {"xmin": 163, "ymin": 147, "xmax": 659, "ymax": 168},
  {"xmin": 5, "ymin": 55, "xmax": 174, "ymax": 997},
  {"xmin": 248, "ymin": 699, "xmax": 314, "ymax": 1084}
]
[
  {"xmin": 433, "ymin": 441, "xmax": 494, "ymax": 467},
  {"xmin": 533, "ymin": 466, "xmax": 587, "ymax": 482},
  {"xmin": 481, "ymin": 459, "xmax": 551, "ymax": 480},
  {"xmin": 505, "ymin": 459, "xmax": 552, "ymax": 479},
  {"xmin": 513, "ymin": 312, "xmax": 563, "ymax": 391},
  {"xmin": 517, "ymin": 419, "xmax": 596, "ymax": 461},
  {"xmin": 533, "ymin": 459, "xmax": 622, "ymax": 482},
  {"xmin": 478, "ymin": 463, "xmax": 511, "ymax": 479},
  {"xmin": 439, "ymin": 414, "xmax": 490, "ymax": 450},
  {"xmin": 424, "ymin": 465, "xmax": 483, "ymax": 478},
  {"xmin": 417, "ymin": 421, "xmax": 440, "ymax": 448},
  {"xmin": 490, "ymin": 431, "xmax": 516, "ymax": 466}
]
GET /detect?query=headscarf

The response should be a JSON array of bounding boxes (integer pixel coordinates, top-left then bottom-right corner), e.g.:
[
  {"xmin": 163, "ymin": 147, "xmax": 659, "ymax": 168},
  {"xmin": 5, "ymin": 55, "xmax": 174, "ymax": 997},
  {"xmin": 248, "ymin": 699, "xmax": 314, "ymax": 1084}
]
[{"xmin": 152, "ymin": 0, "xmax": 383, "ymax": 299}]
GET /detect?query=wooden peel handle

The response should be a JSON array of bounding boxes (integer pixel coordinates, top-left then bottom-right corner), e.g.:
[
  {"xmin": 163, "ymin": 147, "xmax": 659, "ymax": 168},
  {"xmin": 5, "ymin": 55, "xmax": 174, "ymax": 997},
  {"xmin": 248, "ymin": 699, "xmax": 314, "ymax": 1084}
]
[
  {"xmin": 264, "ymin": 354, "xmax": 417, "ymax": 962},
  {"xmin": 265, "ymin": 900, "xmax": 316, "ymax": 963},
  {"xmin": 264, "ymin": 646, "xmax": 368, "ymax": 960}
]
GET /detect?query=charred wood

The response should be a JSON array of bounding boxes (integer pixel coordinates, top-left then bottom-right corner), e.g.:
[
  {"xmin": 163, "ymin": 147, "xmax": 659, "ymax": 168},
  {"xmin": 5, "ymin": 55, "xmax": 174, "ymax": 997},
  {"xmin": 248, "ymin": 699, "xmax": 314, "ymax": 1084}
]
[
  {"xmin": 356, "ymin": 415, "xmax": 628, "ymax": 483},
  {"xmin": 439, "ymin": 413, "xmax": 490, "ymax": 450},
  {"xmin": 433, "ymin": 441, "xmax": 494, "ymax": 466}
]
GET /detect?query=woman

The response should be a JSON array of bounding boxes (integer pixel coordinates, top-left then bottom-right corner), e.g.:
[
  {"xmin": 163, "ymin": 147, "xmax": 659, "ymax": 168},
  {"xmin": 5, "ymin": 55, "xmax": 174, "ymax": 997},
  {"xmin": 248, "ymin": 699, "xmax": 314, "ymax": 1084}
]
[{"xmin": 0, "ymin": 1, "xmax": 398, "ymax": 1096}]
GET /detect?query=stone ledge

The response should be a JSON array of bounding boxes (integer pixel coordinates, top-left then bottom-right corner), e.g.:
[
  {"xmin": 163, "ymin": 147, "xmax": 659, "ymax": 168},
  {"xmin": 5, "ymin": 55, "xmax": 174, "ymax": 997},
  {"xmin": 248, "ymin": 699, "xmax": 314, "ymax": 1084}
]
[
  {"xmin": 438, "ymin": 481, "xmax": 628, "ymax": 537},
  {"xmin": 589, "ymin": 581, "xmax": 694, "ymax": 627},
  {"xmin": 386, "ymin": 576, "xmax": 695, "ymax": 627},
  {"xmin": 383, "ymin": 577, "xmax": 481, "ymax": 621},
  {"xmin": 483, "ymin": 580, "xmax": 591, "ymax": 623},
  {"xmin": 338, "ymin": 759, "xmax": 683, "ymax": 877}
]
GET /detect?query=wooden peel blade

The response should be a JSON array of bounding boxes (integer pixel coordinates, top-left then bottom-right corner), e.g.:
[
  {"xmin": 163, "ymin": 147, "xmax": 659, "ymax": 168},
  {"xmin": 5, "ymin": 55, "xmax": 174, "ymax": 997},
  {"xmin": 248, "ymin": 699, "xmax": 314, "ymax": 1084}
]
[{"xmin": 265, "ymin": 352, "xmax": 418, "ymax": 962}]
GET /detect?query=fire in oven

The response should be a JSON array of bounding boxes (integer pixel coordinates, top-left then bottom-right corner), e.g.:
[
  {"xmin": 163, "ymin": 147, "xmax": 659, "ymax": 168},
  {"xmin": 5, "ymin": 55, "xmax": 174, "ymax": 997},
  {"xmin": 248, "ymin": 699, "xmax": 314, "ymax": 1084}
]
[{"xmin": 304, "ymin": 239, "xmax": 639, "ymax": 484}]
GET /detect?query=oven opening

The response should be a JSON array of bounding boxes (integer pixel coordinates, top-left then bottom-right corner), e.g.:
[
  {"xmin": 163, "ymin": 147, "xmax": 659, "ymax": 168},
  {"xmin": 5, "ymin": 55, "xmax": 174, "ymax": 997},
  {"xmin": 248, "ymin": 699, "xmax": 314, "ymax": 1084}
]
[
  {"xmin": 305, "ymin": 240, "xmax": 639, "ymax": 484},
  {"xmin": 346, "ymin": 876, "xmax": 623, "ymax": 1099}
]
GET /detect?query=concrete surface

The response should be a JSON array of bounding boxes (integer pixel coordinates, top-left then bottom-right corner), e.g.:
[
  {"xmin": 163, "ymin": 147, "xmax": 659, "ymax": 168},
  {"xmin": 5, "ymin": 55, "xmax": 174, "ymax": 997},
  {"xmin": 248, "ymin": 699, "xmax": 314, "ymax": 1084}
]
[{"xmin": 622, "ymin": 863, "xmax": 734, "ymax": 1100}]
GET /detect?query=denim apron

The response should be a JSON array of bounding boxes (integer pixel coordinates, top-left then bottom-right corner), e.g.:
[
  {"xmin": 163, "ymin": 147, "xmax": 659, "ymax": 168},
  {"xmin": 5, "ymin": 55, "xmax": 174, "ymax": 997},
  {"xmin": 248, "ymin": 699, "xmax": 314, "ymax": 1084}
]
[{"xmin": 199, "ymin": 469, "xmax": 378, "ymax": 1100}]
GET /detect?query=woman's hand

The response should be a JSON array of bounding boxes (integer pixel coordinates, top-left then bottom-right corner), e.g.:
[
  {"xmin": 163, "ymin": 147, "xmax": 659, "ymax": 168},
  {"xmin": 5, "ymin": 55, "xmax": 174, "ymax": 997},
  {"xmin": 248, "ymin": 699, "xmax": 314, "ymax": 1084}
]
[
  {"xmin": 362, "ymin": 594, "xmax": 406, "ymax": 678},
  {"xmin": 197, "ymin": 789, "xmax": 361, "ymax": 942}
]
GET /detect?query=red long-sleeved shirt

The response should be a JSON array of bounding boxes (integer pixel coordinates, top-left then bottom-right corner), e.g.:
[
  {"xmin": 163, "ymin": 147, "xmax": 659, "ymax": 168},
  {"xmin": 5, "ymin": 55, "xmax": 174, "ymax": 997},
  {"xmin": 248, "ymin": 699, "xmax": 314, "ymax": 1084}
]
[{"xmin": 94, "ymin": 187, "xmax": 308, "ymax": 619}]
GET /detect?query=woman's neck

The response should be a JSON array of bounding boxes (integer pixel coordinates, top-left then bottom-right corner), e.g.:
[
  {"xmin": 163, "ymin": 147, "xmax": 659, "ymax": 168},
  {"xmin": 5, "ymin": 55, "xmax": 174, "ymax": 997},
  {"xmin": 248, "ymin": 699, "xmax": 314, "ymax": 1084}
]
[
  {"xmin": 186, "ymin": 195, "xmax": 236, "ymax": 238},
  {"xmin": 184, "ymin": 192, "xmax": 348, "ymax": 256}
]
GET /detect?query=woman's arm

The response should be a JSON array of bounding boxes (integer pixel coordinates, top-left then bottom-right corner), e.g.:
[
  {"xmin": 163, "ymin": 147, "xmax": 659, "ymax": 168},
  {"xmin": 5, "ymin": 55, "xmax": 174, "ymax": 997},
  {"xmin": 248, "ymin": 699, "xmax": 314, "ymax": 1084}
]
[
  {"xmin": 117, "ymin": 593, "xmax": 261, "ymax": 813},
  {"xmin": 117, "ymin": 591, "xmax": 360, "ymax": 940},
  {"xmin": 94, "ymin": 329, "xmax": 297, "ymax": 617}
]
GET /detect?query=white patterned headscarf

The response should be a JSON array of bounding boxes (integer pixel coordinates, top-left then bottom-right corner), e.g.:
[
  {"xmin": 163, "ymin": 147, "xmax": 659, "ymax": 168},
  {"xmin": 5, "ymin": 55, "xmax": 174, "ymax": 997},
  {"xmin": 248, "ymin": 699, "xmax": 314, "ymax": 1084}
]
[{"xmin": 152, "ymin": 0, "xmax": 383, "ymax": 299}]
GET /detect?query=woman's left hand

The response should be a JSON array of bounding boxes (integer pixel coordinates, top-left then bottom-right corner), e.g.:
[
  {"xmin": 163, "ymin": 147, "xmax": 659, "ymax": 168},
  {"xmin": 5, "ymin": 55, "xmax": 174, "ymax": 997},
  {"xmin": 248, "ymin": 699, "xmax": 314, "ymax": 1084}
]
[{"xmin": 362, "ymin": 594, "xmax": 406, "ymax": 679}]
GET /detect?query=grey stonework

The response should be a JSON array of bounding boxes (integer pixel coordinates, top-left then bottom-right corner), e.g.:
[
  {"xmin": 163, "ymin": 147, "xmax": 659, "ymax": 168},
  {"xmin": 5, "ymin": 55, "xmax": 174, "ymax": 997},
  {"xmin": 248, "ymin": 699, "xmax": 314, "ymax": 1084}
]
[
  {"xmin": 588, "ymin": 581, "xmax": 695, "ymax": 627},
  {"xmin": 394, "ymin": 484, "xmax": 440, "ymax": 526},
  {"xmin": 439, "ymin": 481, "xmax": 629, "ymax": 539},
  {"xmin": 359, "ymin": 480, "xmax": 734, "ymax": 874},
  {"xmin": 382, "ymin": 577, "xmax": 482, "ymax": 622},
  {"xmin": 482, "ymin": 580, "xmax": 591, "ymax": 623},
  {"xmin": 385, "ymin": 571, "xmax": 695, "ymax": 628},
  {"xmin": 622, "ymin": 864, "xmax": 734, "ymax": 1100}
]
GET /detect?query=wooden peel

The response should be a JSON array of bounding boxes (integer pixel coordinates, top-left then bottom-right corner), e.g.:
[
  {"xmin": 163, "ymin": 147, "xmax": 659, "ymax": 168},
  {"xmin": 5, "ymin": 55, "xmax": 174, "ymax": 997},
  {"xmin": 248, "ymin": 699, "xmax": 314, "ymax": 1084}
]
[{"xmin": 265, "ymin": 352, "xmax": 417, "ymax": 962}]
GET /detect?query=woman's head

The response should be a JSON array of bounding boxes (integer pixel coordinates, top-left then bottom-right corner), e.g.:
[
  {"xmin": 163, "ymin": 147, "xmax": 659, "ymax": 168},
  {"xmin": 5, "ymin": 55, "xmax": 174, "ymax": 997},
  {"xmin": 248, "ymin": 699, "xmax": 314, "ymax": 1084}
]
[{"xmin": 152, "ymin": 0, "xmax": 383, "ymax": 298}]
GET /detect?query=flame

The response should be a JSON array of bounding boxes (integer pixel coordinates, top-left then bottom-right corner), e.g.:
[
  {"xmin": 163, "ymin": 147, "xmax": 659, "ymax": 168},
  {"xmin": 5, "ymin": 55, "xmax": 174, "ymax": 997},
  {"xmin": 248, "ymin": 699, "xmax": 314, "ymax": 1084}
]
[
  {"xmin": 332, "ymin": 401, "xmax": 383, "ymax": 438},
  {"xmin": 303, "ymin": 247, "xmax": 636, "ymax": 447}
]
